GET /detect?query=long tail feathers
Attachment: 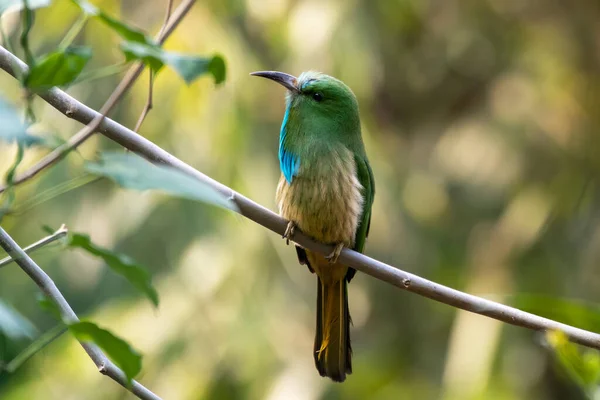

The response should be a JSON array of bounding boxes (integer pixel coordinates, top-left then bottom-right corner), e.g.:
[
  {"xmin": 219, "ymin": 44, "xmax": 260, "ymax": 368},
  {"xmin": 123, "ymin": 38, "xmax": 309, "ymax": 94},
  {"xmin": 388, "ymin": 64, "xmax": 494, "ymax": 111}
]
[{"xmin": 314, "ymin": 277, "xmax": 352, "ymax": 382}]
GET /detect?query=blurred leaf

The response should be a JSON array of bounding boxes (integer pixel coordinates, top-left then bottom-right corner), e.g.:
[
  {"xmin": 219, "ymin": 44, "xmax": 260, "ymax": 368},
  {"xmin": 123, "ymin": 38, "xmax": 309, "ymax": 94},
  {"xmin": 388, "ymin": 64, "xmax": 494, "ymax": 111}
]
[
  {"xmin": 166, "ymin": 53, "xmax": 226, "ymax": 85},
  {"xmin": 0, "ymin": 300, "xmax": 37, "ymax": 340},
  {"xmin": 71, "ymin": 0, "xmax": 153, "ymax": 44},
  {"xmin": 24, "ymin": 46, "xmax": 92, "ymax": 91},
  {"xmin": 119, "ymin": 41, "xmax": 163, "ymax": 72},
  {"xmin": 0, "ymin": 97, "xmax": 42, "ymax": 147},
  {"xmin": 97, "ymin": 13, "xmax": 152, "ymax": 44},
  {"xmin": 547, "ymin": 330, "xmax": 600, "ymax": 397},
  {"xmin": 69, "ymin": 321, "xmax": 142, "ymax": 383},
  {"xmin": 120, "ymin": 41, "xmax": 226, "ymax": 84},
  {"xmin": 85, "ymin": 152, "xmax": 237, "ymax": 211},
  {"xmin": 37, "ymin": 294, "xmax": 62, "ymax": 320},
  {"xmin": 67, "ymin": 232, "xmax": 159, "ymax": 307},
  {"xmin": 0, "ymin": 0, "xmax": 50, "ymax": 15}
]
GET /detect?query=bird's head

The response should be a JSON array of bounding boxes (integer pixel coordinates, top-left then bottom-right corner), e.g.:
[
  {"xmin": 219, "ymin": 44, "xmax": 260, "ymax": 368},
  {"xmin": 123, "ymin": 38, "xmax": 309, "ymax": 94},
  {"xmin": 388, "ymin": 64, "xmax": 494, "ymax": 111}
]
[{"xmin": 251, "ymin": 71, "xmax": 360, "ymax": 136}]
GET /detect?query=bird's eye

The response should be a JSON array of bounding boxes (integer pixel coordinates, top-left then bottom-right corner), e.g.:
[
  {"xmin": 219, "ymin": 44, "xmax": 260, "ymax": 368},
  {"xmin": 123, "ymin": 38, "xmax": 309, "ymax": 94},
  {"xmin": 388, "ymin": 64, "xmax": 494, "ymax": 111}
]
[{"xmin": 312, "ymin": 92, "xmax": 324, "ymax": 102}]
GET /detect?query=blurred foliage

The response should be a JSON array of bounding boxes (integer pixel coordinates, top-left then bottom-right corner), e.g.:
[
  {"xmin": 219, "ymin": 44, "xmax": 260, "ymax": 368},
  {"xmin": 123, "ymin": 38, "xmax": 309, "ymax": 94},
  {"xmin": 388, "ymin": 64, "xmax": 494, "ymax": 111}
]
[
  {"xmin": 67, "ymin": 231, "xmax": 160, "ymax": 307},
  {"xmin": 0, "ymin": 0, "xmax": 599, "ymax": 399},
  {"xmin": 547, "ymin": 331, "xmax": 600, "ymax": 398},
  {"xmin": 86, "ymin": 152, "xmax": 236, "ymax": 211}
]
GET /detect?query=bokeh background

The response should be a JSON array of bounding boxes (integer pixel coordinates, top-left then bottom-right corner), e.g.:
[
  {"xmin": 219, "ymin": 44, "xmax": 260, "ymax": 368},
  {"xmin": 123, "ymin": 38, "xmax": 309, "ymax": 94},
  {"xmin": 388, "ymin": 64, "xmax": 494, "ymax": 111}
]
[{"xmin": 1, "ymin": 0, "xmax": 600, "ymax": 398}]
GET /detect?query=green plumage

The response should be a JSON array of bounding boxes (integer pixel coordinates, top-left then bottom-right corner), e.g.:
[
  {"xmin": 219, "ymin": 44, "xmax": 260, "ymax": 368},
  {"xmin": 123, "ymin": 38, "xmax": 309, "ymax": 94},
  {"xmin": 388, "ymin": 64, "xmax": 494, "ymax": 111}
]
[{"xmin": 252, "ymin": 70, "xmax": 375, "ymax": 382}]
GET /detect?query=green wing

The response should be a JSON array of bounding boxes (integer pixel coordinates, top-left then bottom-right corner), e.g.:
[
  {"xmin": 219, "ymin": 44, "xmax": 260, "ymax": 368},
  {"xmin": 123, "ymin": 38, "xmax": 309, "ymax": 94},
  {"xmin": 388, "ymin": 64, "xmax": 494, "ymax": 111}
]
[{"xmin": 346, "ymin": 154, "xmax": 374, "ymax": 282}]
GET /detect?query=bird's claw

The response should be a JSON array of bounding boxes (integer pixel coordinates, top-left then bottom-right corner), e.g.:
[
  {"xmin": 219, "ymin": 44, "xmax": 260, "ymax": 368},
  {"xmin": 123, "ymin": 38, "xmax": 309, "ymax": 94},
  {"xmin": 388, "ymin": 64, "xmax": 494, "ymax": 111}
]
[
  {"xmin": 283, "ymin": 221, "xmax": 296, "ymax": 245},
  {"xmin": 325, "ymin": 243, "xmax": 344, "ymax": 264}
]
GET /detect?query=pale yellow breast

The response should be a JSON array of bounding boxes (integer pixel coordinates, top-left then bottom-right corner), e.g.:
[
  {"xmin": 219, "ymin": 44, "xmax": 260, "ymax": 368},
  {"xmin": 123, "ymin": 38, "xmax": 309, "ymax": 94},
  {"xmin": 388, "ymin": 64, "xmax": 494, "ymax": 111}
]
[{"xmin": 275, "ymin": 147, "xmax": 364, "ymax": 246}]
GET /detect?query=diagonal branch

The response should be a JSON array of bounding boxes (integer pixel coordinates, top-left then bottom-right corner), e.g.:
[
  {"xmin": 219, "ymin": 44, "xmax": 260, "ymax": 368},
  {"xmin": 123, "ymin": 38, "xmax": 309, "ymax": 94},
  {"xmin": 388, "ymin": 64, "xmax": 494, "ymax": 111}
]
[
  {"xmin": 0, "ymin": 226, "xmax": 162, "ymax": 400},
  {"xmin": 0, "ymin": 0, "xmax": 196, "ymax": 193},
  {"xmin": 0, "ymin": 44, "xmax": 599, "ymax": 350}
]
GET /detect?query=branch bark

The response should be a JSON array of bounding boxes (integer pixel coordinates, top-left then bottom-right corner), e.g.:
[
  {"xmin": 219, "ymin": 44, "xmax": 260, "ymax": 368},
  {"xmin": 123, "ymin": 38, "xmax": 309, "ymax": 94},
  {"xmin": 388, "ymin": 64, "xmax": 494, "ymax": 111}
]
[
  {"xmin": 0, "ymin": 227, "xmax": 162, "ymax": 400},
  {"xmin": 1, "ymin": 39, "xmax": 599, "ymax": 351}
]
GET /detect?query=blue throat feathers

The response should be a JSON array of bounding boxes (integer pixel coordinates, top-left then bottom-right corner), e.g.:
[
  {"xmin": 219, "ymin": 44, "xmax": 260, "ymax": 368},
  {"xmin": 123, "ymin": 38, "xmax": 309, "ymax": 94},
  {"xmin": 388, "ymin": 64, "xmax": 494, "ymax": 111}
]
[{"xmin": 279, "ymin": 99, "xmax": 300, "ymax": 183}]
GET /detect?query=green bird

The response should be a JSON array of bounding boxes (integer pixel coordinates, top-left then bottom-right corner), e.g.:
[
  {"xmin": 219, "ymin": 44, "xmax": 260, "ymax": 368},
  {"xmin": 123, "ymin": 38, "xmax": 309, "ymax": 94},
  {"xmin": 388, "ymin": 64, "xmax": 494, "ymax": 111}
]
[{"xmin": 252, "ymin": 70, "xmax": 375, "ymax": 382}]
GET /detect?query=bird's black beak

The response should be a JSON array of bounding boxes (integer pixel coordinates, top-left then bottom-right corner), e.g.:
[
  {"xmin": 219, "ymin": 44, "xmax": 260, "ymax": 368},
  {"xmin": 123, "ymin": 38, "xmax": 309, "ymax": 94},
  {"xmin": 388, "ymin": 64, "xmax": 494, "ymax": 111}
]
[{"xmin": 250, "ymin": 71, "xmax": 300, "ymax": 93}]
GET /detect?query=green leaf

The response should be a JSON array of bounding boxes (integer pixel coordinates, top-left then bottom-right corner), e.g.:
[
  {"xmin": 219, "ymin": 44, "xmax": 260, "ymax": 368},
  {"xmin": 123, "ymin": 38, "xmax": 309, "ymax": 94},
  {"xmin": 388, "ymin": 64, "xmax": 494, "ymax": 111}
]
[
  {"xmin": 120, "ymin": 41, "xmax": 164, "ymax": 73},
  {"xmin": 547, "ymin": 330, "xmax": 600, "ymax": 396},
  {"xmin": 0, "ymin": 97, "xmax": 42, "ymax": 146},
  {"xmin": 165, "ymin": 53, "xmax": 226, "ymax": 85},
  {"xmin": 0, "ymin": 300, "xmax": 37, "ymax": 340},
  {"xmin": 24, "ymin": 46, "xmax": 92, "ymax": 91},
  {"xmin": 69, "ymin": 321, "xmax": 142, "ymax": 383},
  {"xmin": 71, "ymin": 0, "xmax": 153, "ymax": 45},
  {"xmin": 85, "ymin": 152, "xmax": 237, "ymax": 211},
  {"xmin": 120, "ymin": 41, "xmax": 226, "ymax": 84},
  {"xmin": 0, "ymin": 0, "xmax": 50, "ymax": 15},
  {"xmin": 67, "ymin": 232, "xmax": 159, "ymax": 307},
  {"xmin": 97, "ymin": 13, "xmax": 152, "ymax": 44}
]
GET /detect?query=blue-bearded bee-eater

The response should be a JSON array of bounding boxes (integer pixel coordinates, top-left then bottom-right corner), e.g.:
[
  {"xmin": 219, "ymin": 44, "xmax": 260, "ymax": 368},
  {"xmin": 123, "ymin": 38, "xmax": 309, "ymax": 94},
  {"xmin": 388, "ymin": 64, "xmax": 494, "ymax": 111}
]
[{"xmin": 252, "ymin": 71, "xmax": 375, "ymax": 382}]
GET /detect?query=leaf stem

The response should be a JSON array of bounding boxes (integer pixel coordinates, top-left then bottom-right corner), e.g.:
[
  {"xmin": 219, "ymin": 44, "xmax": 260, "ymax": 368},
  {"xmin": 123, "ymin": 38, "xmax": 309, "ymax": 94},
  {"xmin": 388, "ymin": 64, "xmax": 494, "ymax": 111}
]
[{"xmin": 58, "ymin": 14, "xmax": 88, "ymax": 50}]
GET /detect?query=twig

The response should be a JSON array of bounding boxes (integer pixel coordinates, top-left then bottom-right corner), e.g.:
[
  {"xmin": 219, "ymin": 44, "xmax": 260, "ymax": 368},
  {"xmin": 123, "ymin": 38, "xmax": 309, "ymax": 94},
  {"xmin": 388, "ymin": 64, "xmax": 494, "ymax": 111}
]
[
  {"xmin": 133, "ymin": 0, "xmax": 173, "ymax": 133},
  {"xmin": 157, "ymin": 0, "xmax": 174, "ymax": 38},
  {"xmin": 0, "ymin": 224, "xmax": 68, "ymax": 268},
  {"xmin": 0, "ymin": 0, "xmax": 197, "ymax": 193},
  {"xmin": 0, "ymin": 227, "xmax": 162, "ymax": 400},
  {"xmin": 1, "ymin": 45, "xmax": 599, "ymax": 352},
  {"xmin": 133, "ymin": 72, "xmax": 153, "ymax": 133}
]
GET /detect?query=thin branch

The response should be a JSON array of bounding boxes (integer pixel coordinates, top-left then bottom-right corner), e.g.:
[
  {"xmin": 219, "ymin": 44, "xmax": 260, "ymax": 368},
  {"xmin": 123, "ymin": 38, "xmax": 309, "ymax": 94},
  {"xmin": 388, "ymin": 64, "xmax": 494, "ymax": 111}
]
[
  {"xmin": 133, "ymin": 72, "xmax": 153, "ymax": 133},
  {"xmin": 134, "ymin": 0, "xmax": 174, "ymax": 133},
  {"xmin": 0, "ymin": 0, "xmax": 197, "ymax": 193},
  {"xmin": 0, "ymin": 45, "xmax": 599, "ymax": 351},
  {"xmin": 0, "ymin": 224, "xmax": 68, "ymax": 268},
  {"xmin": 0, "ymin": 227, "xmax": 162, "ymax": 400},
  {"xmin": 157, "ymin": 0, "xmax": 174, "ymax": 38}
]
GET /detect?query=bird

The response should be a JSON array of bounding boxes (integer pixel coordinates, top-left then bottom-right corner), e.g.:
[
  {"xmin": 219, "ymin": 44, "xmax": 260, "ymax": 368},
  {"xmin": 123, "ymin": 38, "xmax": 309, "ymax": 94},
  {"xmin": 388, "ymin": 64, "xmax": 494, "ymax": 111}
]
[{"xmin": 251, "ymin": 70, "xmax": 375, "ymax": 382}]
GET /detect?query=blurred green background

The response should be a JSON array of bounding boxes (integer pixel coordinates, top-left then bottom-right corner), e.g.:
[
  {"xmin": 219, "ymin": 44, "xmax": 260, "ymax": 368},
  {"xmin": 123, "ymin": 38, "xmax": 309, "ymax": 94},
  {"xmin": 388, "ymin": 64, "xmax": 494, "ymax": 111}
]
[{"xmin": 1, "ymin": 0, "xmax": 600, "ymax": 398}]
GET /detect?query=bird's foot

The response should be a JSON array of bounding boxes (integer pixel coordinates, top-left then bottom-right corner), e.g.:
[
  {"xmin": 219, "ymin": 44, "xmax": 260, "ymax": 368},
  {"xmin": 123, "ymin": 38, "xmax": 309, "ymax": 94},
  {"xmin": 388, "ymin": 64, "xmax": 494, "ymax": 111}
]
[
  {"xmin": 325, "ymin": 243, "xmax": 344, "ymax": 264},
  {"xmin": 283, "ymin": 221, "xmax": 296, "ymax": 245}
]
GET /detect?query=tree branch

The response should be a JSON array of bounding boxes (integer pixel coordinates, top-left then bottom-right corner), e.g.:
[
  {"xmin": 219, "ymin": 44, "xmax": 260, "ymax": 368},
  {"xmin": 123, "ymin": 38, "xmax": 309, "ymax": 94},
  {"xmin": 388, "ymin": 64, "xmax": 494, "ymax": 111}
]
[
  {"xmin": 0, "ymin": 0, "xmax": 196, "ymax": 193},
  {"xmin": 0, "ymin": 224, "xmax": 67, "ymax": 268},
  {"xmin": 0, "ymin": 227, "xmax": 162, "ymax": 400},
  {"xmin": 1, "ymin": 40, "xmax": 599, "ymax": 352}
]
